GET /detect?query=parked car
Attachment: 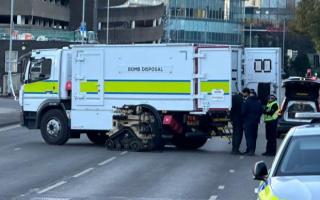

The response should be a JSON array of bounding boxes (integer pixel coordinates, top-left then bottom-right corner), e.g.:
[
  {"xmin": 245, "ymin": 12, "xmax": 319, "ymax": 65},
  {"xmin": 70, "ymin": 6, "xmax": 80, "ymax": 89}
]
[
  {"xmin": 277, "ymin": 77, "xmax": 320, "ymax": 137},
  {"xmin": 253, "ymin": 123, "xmax": 320, "ymax": 200}
]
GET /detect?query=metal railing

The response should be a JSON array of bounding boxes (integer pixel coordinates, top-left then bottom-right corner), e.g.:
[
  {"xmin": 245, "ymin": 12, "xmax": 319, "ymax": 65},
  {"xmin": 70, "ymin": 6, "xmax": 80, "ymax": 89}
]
[{"xmin": 0, "ymin": 26, "xmax": 98, "ymax": 43}]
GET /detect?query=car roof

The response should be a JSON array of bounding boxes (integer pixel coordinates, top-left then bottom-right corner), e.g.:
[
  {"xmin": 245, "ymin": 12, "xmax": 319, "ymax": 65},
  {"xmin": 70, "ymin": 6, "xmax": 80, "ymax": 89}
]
[{"xmin": 290, "ymin": 124, "xmax": 320, "ymax": 137}]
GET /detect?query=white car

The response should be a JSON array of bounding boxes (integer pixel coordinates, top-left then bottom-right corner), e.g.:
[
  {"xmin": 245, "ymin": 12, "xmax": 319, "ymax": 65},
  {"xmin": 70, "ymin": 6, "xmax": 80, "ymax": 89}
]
[{"xmin": 253, "ymin": 124, "xmax": 320, "ymax": 200}]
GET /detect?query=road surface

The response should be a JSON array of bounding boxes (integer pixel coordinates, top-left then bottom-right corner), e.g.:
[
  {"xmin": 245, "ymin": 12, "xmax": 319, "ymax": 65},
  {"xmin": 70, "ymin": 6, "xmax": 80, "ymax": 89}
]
[{"xmin": 0, "ymin": 125, "xmax": 274, "ymax": 200}]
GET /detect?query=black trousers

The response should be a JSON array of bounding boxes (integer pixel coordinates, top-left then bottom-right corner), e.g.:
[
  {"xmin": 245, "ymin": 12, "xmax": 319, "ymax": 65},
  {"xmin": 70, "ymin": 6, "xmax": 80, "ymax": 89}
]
[
  {"xmin": 244, "ymin": 123, "xmax": 259, "ymax": 153},
  {"xmin": 265, "ymin": 120, "xmax": 278, "ymax": 154},
  {"xmin": 232, "ymin": 120, "xmax": 243, "ymax": 152}
]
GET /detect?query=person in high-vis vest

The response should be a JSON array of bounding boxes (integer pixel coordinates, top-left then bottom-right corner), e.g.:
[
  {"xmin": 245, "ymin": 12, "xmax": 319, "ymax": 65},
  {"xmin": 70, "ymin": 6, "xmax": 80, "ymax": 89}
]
[{"xmin": 262, "ymin": 95, "xmax": 279, "ymax": 156}]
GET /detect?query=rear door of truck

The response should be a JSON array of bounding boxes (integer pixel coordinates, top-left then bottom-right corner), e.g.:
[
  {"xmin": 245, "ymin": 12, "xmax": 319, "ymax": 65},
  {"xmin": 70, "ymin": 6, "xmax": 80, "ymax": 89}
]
[
  {"xmin": 244, "ymin": 48, "xmax": 282, "ymax": 104},
  {"xmin": 197, "ymin": 47, "xmax": 232, "ymax": 111}
]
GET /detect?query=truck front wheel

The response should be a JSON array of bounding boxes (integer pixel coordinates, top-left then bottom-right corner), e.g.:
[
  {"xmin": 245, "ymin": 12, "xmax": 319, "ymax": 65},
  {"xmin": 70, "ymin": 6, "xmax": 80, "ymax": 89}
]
[
  {"xmin": 40, "ymin": 109, "xmax": 70, "ymax": 145},
  {"xmin": 86, "ymin": 133, "xmax": 108, "ymax": 145}
]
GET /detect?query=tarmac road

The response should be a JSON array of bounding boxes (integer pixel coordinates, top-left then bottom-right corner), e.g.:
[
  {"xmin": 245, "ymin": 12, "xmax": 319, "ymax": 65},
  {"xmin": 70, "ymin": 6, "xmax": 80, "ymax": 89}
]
[
  {"xmin": 0, "ymin": 97, "xmax": 20, "ymax": 127},
  {"xmin": 0, "ymin": 124, "xmax": 274, "ymax": 200}
]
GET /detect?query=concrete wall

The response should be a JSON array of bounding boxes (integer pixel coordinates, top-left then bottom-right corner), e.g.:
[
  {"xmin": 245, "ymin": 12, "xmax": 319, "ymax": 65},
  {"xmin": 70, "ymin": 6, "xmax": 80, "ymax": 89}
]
[
  {"xmin": 98, "ymin": 4, "xmax": 165, "ymax": 22},
  {"xmin": 97, "ymin": 2, "xmax": 165, "ymax": 44},
  {"xmin": 68, "ymin": 0, "xmax": 128, "ymax": 31},
  {"xmin": 0, "ymin": 0, "xmax": 69, "ymax": 22},
  {"xmin": 99, "ymin": 25, "xmax": 164, "ymax": 44},
  {"xmin": 65, "ymin": 0, "xmax": 165, "ymax": 43}
]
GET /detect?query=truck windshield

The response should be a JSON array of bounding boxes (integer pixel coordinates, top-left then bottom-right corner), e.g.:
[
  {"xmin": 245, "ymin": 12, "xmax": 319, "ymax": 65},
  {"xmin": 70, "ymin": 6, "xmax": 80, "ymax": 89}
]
[{"xmin": 28, "ymin": 58, "xmax": 52, "ymax": 83}]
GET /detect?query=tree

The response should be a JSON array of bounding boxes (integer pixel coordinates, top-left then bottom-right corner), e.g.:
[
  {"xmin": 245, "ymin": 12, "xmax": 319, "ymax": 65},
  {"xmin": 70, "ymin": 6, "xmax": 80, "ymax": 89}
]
[
  {"xmin": 288, "ymin": 53, "xmax": 311, "ymax": 76},
  {"xmin": 293, "ymin": 0, "xmax": 320, "ymax": 52}
]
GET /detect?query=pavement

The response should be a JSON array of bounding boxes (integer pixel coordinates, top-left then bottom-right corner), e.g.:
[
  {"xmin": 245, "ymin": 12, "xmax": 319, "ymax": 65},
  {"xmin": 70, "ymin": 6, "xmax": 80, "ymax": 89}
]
[
  {"xmin": 0, "ymin": 124, "xmax": 276, "ymax": 200},
  {"xmin": 0, "ymin": 97, "xmax": 20, "ymax": 127}
]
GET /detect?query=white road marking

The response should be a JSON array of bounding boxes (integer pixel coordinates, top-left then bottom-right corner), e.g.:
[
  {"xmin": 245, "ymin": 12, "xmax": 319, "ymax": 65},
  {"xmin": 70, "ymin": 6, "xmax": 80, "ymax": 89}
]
[
  {"xmin": 120, "ymin": 151, "xmax": 128, "ymax": 156},
  {"xmin": 229, "ymin": 169, "xmax": 235, "ymax": 173},
  {"xmin": 218, "ymin": 185, "xmax": 225, "ymax": 190},
  {"xmin": 98, "ymin": 157, "xmax": 116, "ymax": 166},
  {"xmin": 72, "ymin": 168, "xmax": 95, "ymax": 178},
  {"xmin": 209, "ymin": 195, "xmax": 218, "ymax": 200},
  {"xmin": 32, "ymin": 198, "xmax": 71, "ymax": 200},
  {"xmin": 37, "ymin": 181, "xmax": 67, "ymax": 194},
  {"xmin": 0, "ymin": 124, "xmax": 20, "ymax": 133},
  {"xmin": 239, "ymin": 156, "xmax": 244, "ymax": 159},
  {"xmin": 14, "ymin": 147, "xmax": 22, "ymax": 151}
]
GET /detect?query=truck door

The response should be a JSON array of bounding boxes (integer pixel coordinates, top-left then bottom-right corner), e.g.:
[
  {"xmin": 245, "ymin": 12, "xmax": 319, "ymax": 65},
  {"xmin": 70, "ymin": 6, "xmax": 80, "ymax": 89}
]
[
  {"xmin": 22, "ymin": 50, "xmax": 60, "ymax": 112},
  {"xmin": 231, "ymin": 49, "xmax": 242, "ymax": 93},
  {"xmin": 72, "ymin": 49, "xmax": 104, "ymax": 106},
  {"xmin": 244, "ymin": 48, "xmax": 281, "ymax": 104},
  {"xmin": 197, "ymin": 48, "xmax": 232, "ymax": 111}
]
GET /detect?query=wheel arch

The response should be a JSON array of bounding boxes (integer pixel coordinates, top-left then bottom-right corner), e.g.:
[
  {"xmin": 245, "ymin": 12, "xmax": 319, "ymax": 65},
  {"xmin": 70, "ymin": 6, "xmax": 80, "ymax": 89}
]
[
  {"xmin": 36, "ymin": 99, "xmax": 69, "ymax": 128},
  {"xmin": 139, "ymin": 104, "xmax": 163, "ymax": 130}
]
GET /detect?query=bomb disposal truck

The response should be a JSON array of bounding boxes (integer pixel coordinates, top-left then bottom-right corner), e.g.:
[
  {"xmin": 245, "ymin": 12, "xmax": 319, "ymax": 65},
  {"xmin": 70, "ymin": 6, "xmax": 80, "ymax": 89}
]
[{"xmin": 19, "ymin": 44, "xmax": 281, "ymax": 151}]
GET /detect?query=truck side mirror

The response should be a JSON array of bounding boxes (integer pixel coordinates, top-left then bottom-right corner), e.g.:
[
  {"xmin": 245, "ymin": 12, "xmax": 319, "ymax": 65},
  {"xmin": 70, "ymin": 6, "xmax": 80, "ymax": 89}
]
[{"xmin": 253, "ymin": 161, "xmax": 268, "ymax": 181}]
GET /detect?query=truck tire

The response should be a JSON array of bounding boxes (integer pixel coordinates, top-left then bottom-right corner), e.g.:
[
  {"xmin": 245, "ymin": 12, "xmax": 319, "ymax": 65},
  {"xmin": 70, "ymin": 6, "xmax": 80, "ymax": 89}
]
[
  {"xmin": 86, "ymin": 133, "xmax": 107, "ymax": 145},
  {"xmin": 173, "ymin": 135, "xmax": 207, "ymax": 150},
  {"xmin": 40, "ymin": 109, "xmax": 70, "ymax": 145}
]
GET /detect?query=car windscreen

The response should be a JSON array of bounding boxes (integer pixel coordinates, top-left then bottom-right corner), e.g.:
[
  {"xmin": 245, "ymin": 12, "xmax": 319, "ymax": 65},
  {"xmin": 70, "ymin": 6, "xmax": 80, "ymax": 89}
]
[{"xmin": 276, "ymin": 135, "xmax": 320, "ymax": 176}]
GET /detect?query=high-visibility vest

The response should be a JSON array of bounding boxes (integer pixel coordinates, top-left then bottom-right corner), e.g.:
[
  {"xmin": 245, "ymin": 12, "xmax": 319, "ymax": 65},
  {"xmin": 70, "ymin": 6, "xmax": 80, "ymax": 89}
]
[{"xmin": 264, "ymin": 101, "xmax": 279, "ymax": 122}]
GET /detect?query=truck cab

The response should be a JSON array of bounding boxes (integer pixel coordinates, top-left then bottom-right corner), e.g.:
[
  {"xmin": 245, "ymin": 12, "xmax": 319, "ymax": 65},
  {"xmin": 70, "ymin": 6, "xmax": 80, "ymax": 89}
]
[{"xmin": 19, "ymin": 48, "xmax": 74, "ymax": 144}]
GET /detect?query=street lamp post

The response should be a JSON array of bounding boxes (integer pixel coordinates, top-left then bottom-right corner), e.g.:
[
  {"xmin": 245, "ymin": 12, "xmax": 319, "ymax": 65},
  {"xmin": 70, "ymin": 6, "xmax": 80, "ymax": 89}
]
[
  {"xmin": 106, "ymin": 0, "xmax": 110, "ymax": 44},
  {"xmin": 249, "ymin": 23, "xmax": 252, "ymax": 47},
  {"xmin": 282, "ymin": 18, "xmax": 286, "ymax": 68},
  {"xmin": 81, "ymin": 0, "xmax": 86, "ymax": 44},
  {"xmin": 8, "ymin": 0, "xmax": 16, "ymax": 100}
]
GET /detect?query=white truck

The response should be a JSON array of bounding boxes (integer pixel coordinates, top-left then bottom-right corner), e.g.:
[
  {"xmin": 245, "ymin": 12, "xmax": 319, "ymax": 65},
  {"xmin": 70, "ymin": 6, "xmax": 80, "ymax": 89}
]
[{"xmin": 19, "ymin": 44, "xmax": 281, "ymax": 151}]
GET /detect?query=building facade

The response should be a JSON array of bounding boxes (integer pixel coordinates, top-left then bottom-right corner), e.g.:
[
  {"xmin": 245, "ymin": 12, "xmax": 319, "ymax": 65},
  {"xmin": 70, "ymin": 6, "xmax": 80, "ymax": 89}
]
[
  {"xmin": 68, "ymin": 0, "xmax": 165, "ymax": 44},
  {"xmin": 0, "ymin": 0, "xmax": 76, "ymax": 41},
  {"xmin": 245, "ymin": 0, "xmax": 299, "ymax": 47},
  {"xmin": 0, "ymin": 0, "xmax": 166, "ymax": 94},
  {"xmin": 162, "ymin": 0, "xmax": 244, "ymax": 45},
  {"xmin": 0, "ymin": 0, "xmax": 70, "ymax": 29},
  {"xmin": 97, "ymin": 0, "xmax": 165, "ymax": 44},
  {"xmin": 0, "ymin": 0, "xmax": 76, "ymax": 95}
]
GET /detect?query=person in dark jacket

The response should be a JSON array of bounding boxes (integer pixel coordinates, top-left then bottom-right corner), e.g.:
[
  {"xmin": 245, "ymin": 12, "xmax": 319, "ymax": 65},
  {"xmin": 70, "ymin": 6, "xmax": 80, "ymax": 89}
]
[
  {"xmin": 230, "ymin": 92, "xmax": 244, "ymax": 154},
  {"xmin": 242, "ymin": 90, "xmax": 263, "ymax": 156},
  {"xmin": 230, "ymin": 88, "xmax": 250, "ymax": 155},
  {"xmin": 262, "ymin": 95, "xmax": 279, "ymax": 156},
  {"xmin": 242, "ymin": 88, "xmax": 250, "ymax": 101}
]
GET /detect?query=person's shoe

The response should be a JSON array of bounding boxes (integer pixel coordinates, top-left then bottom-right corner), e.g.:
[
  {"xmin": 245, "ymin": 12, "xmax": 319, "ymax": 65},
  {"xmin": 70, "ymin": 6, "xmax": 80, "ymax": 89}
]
[
  {"xmin": 244, "ymin": 151, "xmax": 255, "ymax": 156},
  {"xmin": 241, "ymin": 150, "xmax": 249, "ymax": 155},
  {"xmin": 231, "ymin": 150, "xmax": 242, "ymax": 155}
]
